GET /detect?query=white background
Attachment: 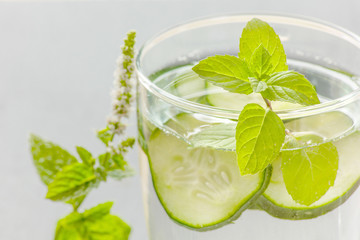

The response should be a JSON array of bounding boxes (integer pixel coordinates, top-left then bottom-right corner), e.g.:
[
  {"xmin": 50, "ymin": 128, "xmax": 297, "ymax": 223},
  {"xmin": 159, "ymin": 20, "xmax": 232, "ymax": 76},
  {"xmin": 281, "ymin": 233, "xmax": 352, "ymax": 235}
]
[{"xmin": 1, "ymin": 1, "xmax": 360, "ymax": 239}]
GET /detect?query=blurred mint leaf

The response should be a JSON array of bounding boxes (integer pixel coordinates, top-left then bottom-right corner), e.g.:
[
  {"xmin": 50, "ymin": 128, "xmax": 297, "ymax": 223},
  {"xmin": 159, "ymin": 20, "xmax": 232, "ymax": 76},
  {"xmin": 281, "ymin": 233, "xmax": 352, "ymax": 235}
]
[
  {"xmin": 112, "ymin": 153, "xmax": 126, "ymax": 169},
  {"xmin": 76, "ymin": 146, "xmax": 95, "ymax": 167},
  {"xmin": 249, "ymin": 44, "xmax": 273, "ymax": 79},
  {"xmin": 55, "ymin": 202, "xmax": 130, "ymax": 240},
  {"xmin": 99, "ymin": 152, "xmax": 111, "ymax": 169},
  {"xmin": 85, "ymin": 214, "xmax": 130, "ymax": 240},
  {"xmin": 29, "ymin": 134, "xmax": 78, "ymax": 185},
  {"xmin": 192, "ymin": 55, "xmax": 253, "ymax": 94},
  {"xmin": 262, "ymin": 71, "xmax": 320, "ymax": 105},
  {"xmin": 108, "ymin": 165, "xmax": 135, "ymax": 181},
  {"xmin": 239, "ymin": 18, "xmax": 288, "ymax": 73},
  {"xmin": 120, "ymin": 137, "xmax": 136, "ymax": 151},
  {"xmin": 236, "ymin": 103, "xmax": 285, "ymax": 174},
  {"xmin": 83, "ymin": 202, "xmax": 113, "ymax": 220},
  {"xmin": 189, "ymin": 123, "xmax": 237, "ymax": 151},
  {"xmin": 281, "ymin": 134, "xmax": 339, "ymax": 206},
  {"xmin": 55, "ymin": 212, "xmax": 83, "ymax": 240},
  {"xmin": 46, "ymin": 163, "xmax": 98, "ymax": 202},
  {"xmin": 66, "ymin": 195, "xmax": 86, "ymax": 211},
  {"xmin": 97, "ymin": 128, "xmax": 113, "ymax": 146}
]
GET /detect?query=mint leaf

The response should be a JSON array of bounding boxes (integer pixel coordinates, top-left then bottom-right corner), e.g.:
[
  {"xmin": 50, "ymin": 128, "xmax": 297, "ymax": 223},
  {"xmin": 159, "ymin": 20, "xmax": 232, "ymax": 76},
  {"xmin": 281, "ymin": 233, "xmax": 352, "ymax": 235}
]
[
  {"xmin": 55, "ymin": 212, "xmax": 83, "ymax": 240},
  {"xmin": 83, "ymin": 202, "xmax": 113, "ymax": 220},
  {"xmin": 192, "ymin": 55, "xmax": 253, "ymax": 94},
  {"xmin": 29, "ymin": 134, "xmax": 78, "ymax": 185},
  {"xmin": 281, "ymin": 134, "xmax": 339, "ymax": 205},
  {"xmin": 76, "ymin": 146, "xmax": 95, "ymax": 167},
  {"xmin": 84, "ymin": 214, "xmax": 130, "ymax": 240},
  {"xmin": 121, "ymin": 137, "xmax": 136, "ymax": 149},
  {"xmin": 249, "ymin": 44, "xmax": 273, "ymax": 79},
  {"xmin": 189, "ymin": 123, "xmax": 237, "ymax": 151},
  {"xmin": 66, "ymin": 195, "xmax": 86, "ymax": 211},
  {"xmin": 239, "ymin": 18, "xmax": 288, "ymax": 73},
  {"xmin": 236, "ymin": 103, "xmax": 285, "ymax": 174},
  {"xmin": 249, "ymin": 78, "xmax": 268, "ymax": 93},
  {"xmin": 108, "ymin": 165, "xmax": 135, "ymax": 181},
  {"xmin": 99, "ymin": 152, "xmax": 111, "ymax": 169},
  {"xmin": 97, "ymin": 128, "xmax": 113, "ymax": 146},
  {"xmin": 46, "ymin": 163, "xmax": 98, "ymax": 201},
  {"xmin": 262, "ymin": 71, "xmax": 320, "ymax": 105},
  {"xmin": 55, "ymin": 202, "xmax": 130, "ymax": 240},
  {"xmin": 112, "ymin": 153, "xmax": 126, "ymax": 169}
]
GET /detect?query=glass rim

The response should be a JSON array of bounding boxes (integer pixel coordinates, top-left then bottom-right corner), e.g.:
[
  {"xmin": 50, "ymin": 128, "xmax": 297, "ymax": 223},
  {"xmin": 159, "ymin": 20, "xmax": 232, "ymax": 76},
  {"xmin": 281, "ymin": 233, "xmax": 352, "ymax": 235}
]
[{"xmin": 136, "ymin": 13, "xmax": 360, "ymax": 120}]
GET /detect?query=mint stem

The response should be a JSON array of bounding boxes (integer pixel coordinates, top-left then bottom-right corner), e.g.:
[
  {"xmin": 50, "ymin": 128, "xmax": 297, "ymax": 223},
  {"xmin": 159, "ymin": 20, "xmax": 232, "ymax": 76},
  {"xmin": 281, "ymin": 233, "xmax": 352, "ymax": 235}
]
[
  {"xmin": 262, "ymin": 97, "xmax": 294, "ymax": 137},
  {"xmin": 262, "ymin": 96, "xmax": 273, "ymax": 110}
]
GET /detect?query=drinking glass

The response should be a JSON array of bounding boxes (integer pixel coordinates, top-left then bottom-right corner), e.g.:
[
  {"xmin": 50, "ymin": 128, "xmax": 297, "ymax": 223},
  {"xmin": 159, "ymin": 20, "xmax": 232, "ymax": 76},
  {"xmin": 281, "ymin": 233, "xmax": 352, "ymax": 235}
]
[{"xmin": 136, "ymin": 14, "xmax": 360, "ymax": 240}]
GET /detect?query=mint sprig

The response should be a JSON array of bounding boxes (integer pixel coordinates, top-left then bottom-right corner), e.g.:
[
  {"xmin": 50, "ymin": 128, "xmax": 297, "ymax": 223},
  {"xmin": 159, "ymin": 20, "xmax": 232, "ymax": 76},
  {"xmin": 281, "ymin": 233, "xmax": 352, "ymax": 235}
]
[
  {"xmin": 55, "ymin": 202, "xmax": 130, "ymax": 240},
  {"xmin": 193, "ymin": 18, "xmax": 338, "ymax": 205},
  {"xmin": 29, "ymin": 31, "xmax": 136, "ymax": 239}
]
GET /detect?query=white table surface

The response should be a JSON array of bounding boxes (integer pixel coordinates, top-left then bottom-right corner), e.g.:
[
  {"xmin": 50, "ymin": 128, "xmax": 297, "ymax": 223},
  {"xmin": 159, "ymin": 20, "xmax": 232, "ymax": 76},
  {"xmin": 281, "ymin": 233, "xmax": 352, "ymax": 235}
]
[{"xmin": 1, "ymin": 1, "xmax": 360, "ymax": 239}]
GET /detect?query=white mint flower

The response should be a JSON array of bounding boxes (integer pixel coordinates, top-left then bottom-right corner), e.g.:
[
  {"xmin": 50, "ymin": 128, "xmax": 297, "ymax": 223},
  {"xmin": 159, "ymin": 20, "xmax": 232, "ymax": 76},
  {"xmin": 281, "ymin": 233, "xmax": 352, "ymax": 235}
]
[{"xmin": 107, "ymin": 31, "xmax": 136, "ymax": 136}]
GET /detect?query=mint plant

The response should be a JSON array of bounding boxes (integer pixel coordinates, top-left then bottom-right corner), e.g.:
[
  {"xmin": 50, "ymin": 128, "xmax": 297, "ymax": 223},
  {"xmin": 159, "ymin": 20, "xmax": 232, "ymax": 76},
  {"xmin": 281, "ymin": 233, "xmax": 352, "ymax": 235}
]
[
  {"xmin": 29, "ymin": 31, "xmax": 136, "ymax": 239},
  {"xmin": 192, "ymin": 18, "xmax": 339, "ymax": 206}
]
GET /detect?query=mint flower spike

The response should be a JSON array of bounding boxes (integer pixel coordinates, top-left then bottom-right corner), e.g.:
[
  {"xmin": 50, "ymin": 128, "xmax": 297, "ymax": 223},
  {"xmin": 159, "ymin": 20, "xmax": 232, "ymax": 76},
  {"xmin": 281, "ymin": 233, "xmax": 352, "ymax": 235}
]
[{"xmin": 107, "ymin": 31, "xmax": 137, "ymax": 136}]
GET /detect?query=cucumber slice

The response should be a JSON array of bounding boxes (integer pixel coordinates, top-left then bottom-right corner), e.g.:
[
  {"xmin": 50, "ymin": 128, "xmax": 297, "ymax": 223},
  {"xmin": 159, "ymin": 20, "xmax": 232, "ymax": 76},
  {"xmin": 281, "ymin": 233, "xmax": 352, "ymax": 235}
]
[
  {"xmin": 206, "ymin": 84, "xmax": 302, "ymax": 111},
  {"xmin": 148, "ymin": 114, "xmax": 271, "ymax": 231},
  {"xmin": 167, "ymin": 70, "xmax": 206, "ymax": 103},
  {"xmin": 174, "ymin": 71, "xmax": 205, "ymax": 98},
  {"xmin": 258, "ymin": 112, "xmax": 360, "ymax": 220}
]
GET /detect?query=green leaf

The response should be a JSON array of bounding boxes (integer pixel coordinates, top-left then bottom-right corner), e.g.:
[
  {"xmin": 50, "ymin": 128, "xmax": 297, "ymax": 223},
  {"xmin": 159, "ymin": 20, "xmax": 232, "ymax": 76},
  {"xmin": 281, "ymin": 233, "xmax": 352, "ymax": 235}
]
[
  {"xmin": 84, "ymin": 214, "xmax": 131, "ymax": 240},
  {"xmin": 99, "ymin": 152, "xmax": 111, "ymax": 169},
  {"xmin": 281, "ymin": 134, "xmax": 339, "ymax": 206},
  {"xmin": 249, "ymin": 77, "xmax": 268, "ymax": 93},
  {"xmin": 97, "ymin": 128, "xmax": 113, "ymax": 146},
  {"xmin": 83, "ymin": 202, "xmax": 113, "ymax": 220},
  {"xmin": 107, "ymin": 165, "xmax": 136, "ymax": 181},
  {"xmin": 76, "ymin": 146, "xmax": 95, "ymax": 167},
  {"xmin": 262, "ymin": 71, "xmax": 320, "ymax": 105},
  {"xmin": 66, "ymin": 195, "xmax": 86, "ymax": 211},
  {"xmin": 192, "ymin": 55, "xmax": 253, "ymax": 94},
  {"xmin": 46, "ymin": 163, "xmax": 98, "ymax": 201},
  {"xmin": 121, "ymin": 137, "xmax": 135, "ymax": 149},
  {"xmin": 249, "ymin": 44, "xmax": 273, "ymax": 79},
  {"xmin": 189, "ymin": 123, "xmax": 237, "ymax": 151},
  {"xmin": 239, "ymin": 18, "xmax": 288, "ymax": 73},
  {"xmin": 55, "ymin": 202, "xmax": 130, "ymax": 240},
  {"xmin": 236, "ymin": 103, "xmax": 285, "ymax": 174},
  {"xmin": 29, "ymin": 134, "xmax": 78, "ymax": 185},
  {"xmin": 55, "ymin": 213, "xmax": 83, "ymax": 240},
  {"xmin": 112, "ymin": 153, "xmax": 126, "ymax": 169},
  {"xmin": 95, "ymin": 167, "xmax": 108, "ymax": 181}
]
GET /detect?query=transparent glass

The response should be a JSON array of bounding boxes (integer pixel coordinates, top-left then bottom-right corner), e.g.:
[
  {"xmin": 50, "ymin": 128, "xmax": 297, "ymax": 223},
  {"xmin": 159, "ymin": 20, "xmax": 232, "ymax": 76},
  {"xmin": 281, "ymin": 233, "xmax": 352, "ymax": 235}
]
[{"xmin": 136, "ymin": 14, "xmax": 360, "ymax": 240}]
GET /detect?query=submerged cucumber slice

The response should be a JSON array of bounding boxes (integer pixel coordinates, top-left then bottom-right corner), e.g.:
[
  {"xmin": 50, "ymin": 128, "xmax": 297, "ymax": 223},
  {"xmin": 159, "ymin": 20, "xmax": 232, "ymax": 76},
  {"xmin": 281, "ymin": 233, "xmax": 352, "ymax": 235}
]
[
  {"xmin": 258, "ymin": 112, "xmax": 360, "ymax": 219},
  {"xmin": 166, "ymin": 70, "xmax": 207, "ymax": 103},
  {"xmin": 148, "ymin": 114, "xmax": 271, "ymax": 230},
  {"xmin": 206, "ymin": 83, "xmax": 302, "ymax": 111}
]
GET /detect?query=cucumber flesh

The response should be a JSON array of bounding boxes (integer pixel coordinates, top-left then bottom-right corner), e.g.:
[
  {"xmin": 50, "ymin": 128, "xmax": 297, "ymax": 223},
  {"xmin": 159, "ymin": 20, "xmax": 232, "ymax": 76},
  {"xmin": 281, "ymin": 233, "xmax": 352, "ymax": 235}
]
[
  {"xmin": 148, "ymin": 114, "xmax": 271, "ymax": 230},
  {"xmin": 168, "ymin": 70, "xmax": 206, "ymax": 102},
  {"xmin": 206, "ymin": 83, "xmax": 302, "ymax": 111},
  {"xmin": 259, "ymin": 112, "xmax": 360, "ymax": 219}
]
